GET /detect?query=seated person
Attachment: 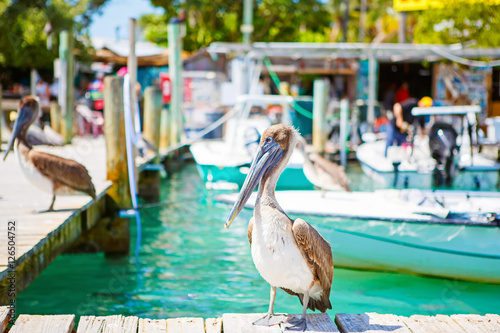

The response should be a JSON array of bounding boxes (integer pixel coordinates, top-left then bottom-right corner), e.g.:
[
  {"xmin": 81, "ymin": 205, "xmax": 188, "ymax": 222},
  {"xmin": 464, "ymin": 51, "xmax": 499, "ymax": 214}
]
[{"xmin": 385, "ymin": 96, "xmax": 433, "ymax": 156}]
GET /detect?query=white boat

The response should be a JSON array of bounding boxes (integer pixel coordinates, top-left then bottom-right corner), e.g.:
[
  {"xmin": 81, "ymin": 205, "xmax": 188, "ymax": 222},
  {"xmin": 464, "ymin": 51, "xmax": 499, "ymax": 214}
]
[
  {"xmin": 357, "ymin": 139, "xmax": 500, "ymax": 189},
  {"xmin": 357, "ymin": 105, "xmax": 500, "ymax": 189},
  {"xmin": 190, "ymin": 116, "xmax": 313, "ymax": 190},
  {"xmin": 215, "ymin": 189, "xmax": 500, "ymax": 283}
]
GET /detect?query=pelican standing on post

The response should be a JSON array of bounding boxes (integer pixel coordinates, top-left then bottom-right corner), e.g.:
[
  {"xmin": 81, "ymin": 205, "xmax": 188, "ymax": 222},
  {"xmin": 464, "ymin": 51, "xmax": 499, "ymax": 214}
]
[
  {"xmin": 3, "ymin": 96, "xmax": 96, "ymax": 212},
  {"xmin": 225, "ymin": 124, "xmax": 334, "ymax": 331}
]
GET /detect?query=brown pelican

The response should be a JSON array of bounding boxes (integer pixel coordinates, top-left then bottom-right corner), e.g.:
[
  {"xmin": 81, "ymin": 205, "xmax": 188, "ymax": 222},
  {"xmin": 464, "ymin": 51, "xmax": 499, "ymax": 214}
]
[
  {"xmin": 3, "ymin": 96, "xmax": 96, "ymax": 211},
  {"xmin": 297, "ymin": 137, "xmax": 351, "ymax": 192},
  {"xmin": 225, "ymin": 124, "xmax": 334, "ymax": 331}
]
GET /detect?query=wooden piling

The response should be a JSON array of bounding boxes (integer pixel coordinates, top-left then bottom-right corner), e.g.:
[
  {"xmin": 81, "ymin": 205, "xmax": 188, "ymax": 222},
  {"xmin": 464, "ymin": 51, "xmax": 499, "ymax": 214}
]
[
  {"xmin": 339, "ymin": 99, "xmax": 349, "ymax": 168},
  {"xmin": 140, "ymin": 87, "xmax": 162, "ymax": 202},
  {"xmin": 367, "ymin": 51, "xmax": 377, "ymax": 125},
  {"xmin": 59, "ymin": 30, "xmax": 75, "ymax": 144},
  {"xmin": 103, "ymin": 76, "xmax": 130, "ymax": 254},
  {"xmin": 50, "ymin": 101, "xmax": 61, "ymax": 134},
  {"xmin": 0, "ymin": 83, "xmax": 2, "ymax": 151},
  {"xmin": 159, "ymin": 107, "xmax": 170, "ymax": 152},
  {"xmin": 143, "ymin": 87, "xmax": 163, "ymax": 160},
  {"xmin": 168, "ymin": 21, "xmax": 184, "ymax": 146},
  {"xmin": 313, "ymin": 79, "xmax": 329, "ymax": 153},
  {"xmin": 104, "ymin": 76, "xmax": 130, "ymax": 207}
]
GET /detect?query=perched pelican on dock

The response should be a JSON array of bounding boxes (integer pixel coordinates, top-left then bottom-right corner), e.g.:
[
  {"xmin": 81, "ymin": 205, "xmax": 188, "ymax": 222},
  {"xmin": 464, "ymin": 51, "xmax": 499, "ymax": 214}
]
[
  {"xmin": 297, "ymin": 137, "xmax": 351, "ymax": 192},
  {"xmin": 3, "ymin": 96, "xmax": 96, "ymax": 212},
  {"xmin": 225, "ymin": 124, "xmax": 334, "ymax": 331}
]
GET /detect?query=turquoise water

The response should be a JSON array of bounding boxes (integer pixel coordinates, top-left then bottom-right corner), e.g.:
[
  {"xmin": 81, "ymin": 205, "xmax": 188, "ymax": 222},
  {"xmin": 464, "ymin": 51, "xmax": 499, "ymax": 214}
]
[{"xmin": 16, "ymin": 163, "xmax": 500, "ymax": 321}]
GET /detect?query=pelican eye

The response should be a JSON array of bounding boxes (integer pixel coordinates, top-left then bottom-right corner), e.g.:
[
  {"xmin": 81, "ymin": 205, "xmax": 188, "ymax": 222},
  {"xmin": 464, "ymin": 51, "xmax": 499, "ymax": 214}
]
[{"xmin": 265, "ymin": 137, "xmax": 272, "ymax": 143}]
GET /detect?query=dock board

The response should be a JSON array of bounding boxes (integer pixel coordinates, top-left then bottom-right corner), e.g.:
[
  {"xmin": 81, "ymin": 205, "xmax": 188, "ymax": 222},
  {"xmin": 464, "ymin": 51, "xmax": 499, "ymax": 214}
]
[
  {"xmin": 0, "ymin": 137, "xmax": 155, "ymax": 304},
  {"xmin": 6, "ymin": 313, "xmax": 500, "ymax": 332},
  {"xmin": 0, "ymin": 306, "xmax": 12, "ymax": 333},
  {"xmin": 335, "ymin": 313, "xmax": 500, "ymax": 333},
  {"xmin": 10, "ymin": 314, "xmax": 75, "ymax": 333}
]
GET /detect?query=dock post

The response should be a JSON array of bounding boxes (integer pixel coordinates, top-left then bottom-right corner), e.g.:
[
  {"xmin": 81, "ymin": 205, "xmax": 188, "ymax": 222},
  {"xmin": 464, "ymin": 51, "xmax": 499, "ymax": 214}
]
[
  {"xmin": 102, "ymin": 76, "xmax": 130, "ymax": 255},
  {"xmin": 167, "ymin": 20, "xmax": 184, "ymax": 146},
  {"xmin": 30, "ymin": 68, "xmax": 37, "ymax": 96},
  {"xmin": 159, "ymin": 106, "xmax": 170, "ymax": 153},
  {"xmin": 140, "ymin": 87, "xmax": 163, "ymax": 202},
  {"xmin": 313, "ymin": 79, "xmax": 329, "ymax": 153},
  {"xmin": 0, "ymin": 83, "xmax": 2, "ymax": 151},
  {"xmin": 339, "ymin": 99, "xmax": 349, "ymax": 168},
  {"xmin": 50, "ymin": 101, "xmax": 61, "ymax": 134},
  {"xmin": 367, "ymin": 51, "xmax": 377, "ymax": 126},
  {"xmin": 59, "ymin": 30, "xmax": 75, "ymax": 144}
]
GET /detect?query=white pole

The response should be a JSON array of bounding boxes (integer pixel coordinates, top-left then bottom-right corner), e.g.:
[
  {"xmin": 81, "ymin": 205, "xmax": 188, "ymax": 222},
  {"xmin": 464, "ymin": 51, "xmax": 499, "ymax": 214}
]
[
  {"xmin": 367, "ymin": 51, "xmax": 376, "ymax": 125},
  {"xmin": 128, "ymin": 18, "xmax": 138, "ymax": 130},
  {"xmin": 30, "ymin": 69, "xmax": 38, "ymax": 96},
  {"xmin": 340, "ymin": 99, "xmax": 349, "ymax": 168}
]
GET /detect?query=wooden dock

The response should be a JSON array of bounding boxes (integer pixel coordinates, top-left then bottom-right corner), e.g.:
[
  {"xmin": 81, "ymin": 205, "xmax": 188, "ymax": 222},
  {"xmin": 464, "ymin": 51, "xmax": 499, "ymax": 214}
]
[
  {"xmin": 0, "ymin": 77, "xmax": 167, "ymax": 304},
  {"xmin": 0, "ymin": 308, "xmax": 498, "ymax": 332},
  {"xmin": 0, "ymin": 137, "xmax": 156, "ymax": 304}
]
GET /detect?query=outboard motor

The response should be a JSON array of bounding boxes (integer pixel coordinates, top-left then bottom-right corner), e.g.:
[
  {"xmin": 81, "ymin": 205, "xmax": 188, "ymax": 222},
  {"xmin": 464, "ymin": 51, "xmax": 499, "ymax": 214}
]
[{"xmin": 429, "ymin": 122, "xmax": 459, "ymax": 186}]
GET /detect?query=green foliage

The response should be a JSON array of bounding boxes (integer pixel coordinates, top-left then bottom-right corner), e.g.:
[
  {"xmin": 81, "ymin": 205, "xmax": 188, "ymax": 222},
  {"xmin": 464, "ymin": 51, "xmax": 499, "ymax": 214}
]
[
  {"xmin": 412, "ymin": 1, "xmax": 500, "ymax": 47},
  {"xmin": 0, "ymin": 0, "xmax": 109, "ymax": 69},
  {"xmin": 141, "ymin": 0, "xmax": 241, "ymax": 52},
  {"xmin": 139, "ymin": 0, "xmax": 500, "ymax": 51},
  {"xmin": 139, "ymin": 0, "xmax": 332, "ymax": 52}
]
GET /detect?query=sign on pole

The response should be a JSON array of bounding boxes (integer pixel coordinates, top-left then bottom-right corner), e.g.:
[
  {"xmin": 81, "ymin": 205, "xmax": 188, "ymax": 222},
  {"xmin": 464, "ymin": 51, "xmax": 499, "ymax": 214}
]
[
  {"xmin": 393, "ymin": 0, "xmax": 428, "ymax": 11},
  {"xmin": 394, "ymin": 0, "xmax": 500, "ymax": 11}
]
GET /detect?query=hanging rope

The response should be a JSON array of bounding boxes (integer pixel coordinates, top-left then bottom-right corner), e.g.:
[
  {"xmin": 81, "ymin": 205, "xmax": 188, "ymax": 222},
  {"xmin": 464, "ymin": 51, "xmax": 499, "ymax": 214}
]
[{"xmin": 123, "ymin": 73, "xmax": 142, "ymax": 258}]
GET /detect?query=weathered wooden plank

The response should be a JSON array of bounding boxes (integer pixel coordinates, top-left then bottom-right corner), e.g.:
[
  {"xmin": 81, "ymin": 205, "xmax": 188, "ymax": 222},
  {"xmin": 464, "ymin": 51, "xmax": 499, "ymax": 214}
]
[
  {"xmin": 205, "ymin": 318, "xmax": 222, "ymax": 333},
  {"xmin": 485, "ymin": 314, "xmax": 500, "ymax": 326},
  {"xmin": 102, "ymin": 315, "xmax": 139, "ymax": 333},
  {"xmin": 451, "ymin": 314, "xmax": 500, "ymax": 332},
  {"xmin": 283, "ymin": 313, "xmax": 339, "ymax": 332},
  {"xmin": 139, "ymin": 318, "xmax": 167, "ymax": 333},
  {"xmin": 166, "ymin": 317, "xmax": 205, "ymax": 333},
  {"xmin": 400, "ymin": 314, "xmax": 467, "ymax": 333},
  {"xmin": 335, "ymin": 313, "xmax": 410, "ymax": 333},
  {"xmin": 222, "ymin": 313, "xmax": 283, "ymax": 333},
  {"xmin": 10, "ymin": 314, "xmax": 75, "ymax": 333},
  {"xmin": 0, "ymin": 306, "xmax": 12, "ymax": 333},
  {"xmin": 76, "ymin": 316, "xmax": 106, "ymax": 333}
]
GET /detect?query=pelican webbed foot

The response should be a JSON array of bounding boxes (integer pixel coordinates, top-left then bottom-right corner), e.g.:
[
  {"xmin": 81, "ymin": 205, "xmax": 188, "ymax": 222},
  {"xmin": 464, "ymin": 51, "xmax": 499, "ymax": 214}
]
[
  {"xmin": 252, "ymin": 313, "xmax": 287, "ymax": 326},
  {"xmin": 285, "ymin": 316, "xmax": 307, "ymax": 331}
]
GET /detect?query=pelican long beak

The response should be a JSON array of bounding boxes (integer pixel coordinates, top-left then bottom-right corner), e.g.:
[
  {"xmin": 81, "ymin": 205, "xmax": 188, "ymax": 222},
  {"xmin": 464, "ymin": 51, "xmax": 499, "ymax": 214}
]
[
  {"xmin": 3, "ymin": 105, "xmax": 31, "ymax": 161},
  {"xmin": 225, "ymin": 139, "xmax": 283, "ymax": 229}
]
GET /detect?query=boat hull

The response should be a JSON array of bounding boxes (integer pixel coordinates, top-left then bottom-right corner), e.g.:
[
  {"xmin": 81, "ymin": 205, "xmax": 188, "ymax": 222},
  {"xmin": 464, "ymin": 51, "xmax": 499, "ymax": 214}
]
[
  {"xmin": 215, "ymin": 190, "xmax": 500, "ymax": 283},
  {"xmin": 196, "ymin": 163, "xmax": 314, "ymax": 190},
  {"xmin": 317, "ymin": 219, "xmax": 500, "ymax": 284}
]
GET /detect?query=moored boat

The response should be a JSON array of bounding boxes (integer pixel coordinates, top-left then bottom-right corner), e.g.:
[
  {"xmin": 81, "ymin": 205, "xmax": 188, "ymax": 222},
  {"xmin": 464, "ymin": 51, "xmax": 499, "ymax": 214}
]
[
  {"xmin": 215, "ymin": 189, "xmax": 500, "ymax": 283},
  {"xmin": 190, "ymin": 117, "xmax": 313, "ymax": 190},
  {"xmin": 357, "ymin": 105, "xmax": 500, "ymax": 190}
]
